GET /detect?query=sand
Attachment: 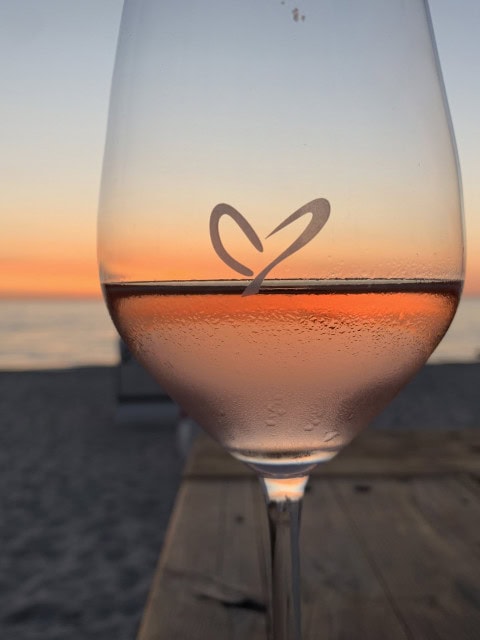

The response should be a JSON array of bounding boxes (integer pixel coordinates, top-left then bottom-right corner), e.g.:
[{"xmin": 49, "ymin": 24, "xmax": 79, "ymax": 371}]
[
  {"xmin": 0, "ymin": 363, "xmax": 479, "ymax": 639},
  {"xmin": 0, "ymin": 367, "xmax": 181, "ymax": 640}
]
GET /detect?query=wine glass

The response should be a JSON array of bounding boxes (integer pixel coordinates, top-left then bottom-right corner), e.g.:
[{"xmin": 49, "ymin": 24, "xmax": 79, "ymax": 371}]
[{"xmin": 98, "ymin": 1, "xmax": 464, "ymax": 638}]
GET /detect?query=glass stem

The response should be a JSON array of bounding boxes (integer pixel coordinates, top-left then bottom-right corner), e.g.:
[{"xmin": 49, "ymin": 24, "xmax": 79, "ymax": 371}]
[{"xmin": 262, "ymin": 476, "xmax": 307, "ymax": 640}]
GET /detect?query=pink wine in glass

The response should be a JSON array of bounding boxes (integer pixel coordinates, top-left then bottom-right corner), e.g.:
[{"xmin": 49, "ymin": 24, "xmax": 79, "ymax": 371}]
[{"xmin": 104, "ymin": 279, "xmax": 460, "ymax": 476}]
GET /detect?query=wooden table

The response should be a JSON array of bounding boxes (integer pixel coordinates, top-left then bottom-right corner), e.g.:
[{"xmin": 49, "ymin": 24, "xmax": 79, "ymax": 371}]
[{"xmin": 137, "ymin": 429, "xmax": 480, "ymax": 639}]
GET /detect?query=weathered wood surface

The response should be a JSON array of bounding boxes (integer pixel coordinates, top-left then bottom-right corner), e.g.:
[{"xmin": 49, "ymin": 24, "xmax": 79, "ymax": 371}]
[
  {"xmin": 185, "ymin": 429, "xmax": 480, "ymax": 478},
  {"xmin": 138, "ymin": 431, "xmax": 480, "ymax": 640}
]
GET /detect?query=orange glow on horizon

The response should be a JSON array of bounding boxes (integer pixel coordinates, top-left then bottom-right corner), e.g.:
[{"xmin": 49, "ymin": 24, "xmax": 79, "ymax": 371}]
[
  {"xmin": 463, "ymin": 247, "xmax": 480, "ymax": 295},
  {"xmin": 1, "ymin": 258, "xmax": 102, "ymax": 299},
  {"xmin": 2, "ymin": 240, "xmax": 479, "ymax": 299}
]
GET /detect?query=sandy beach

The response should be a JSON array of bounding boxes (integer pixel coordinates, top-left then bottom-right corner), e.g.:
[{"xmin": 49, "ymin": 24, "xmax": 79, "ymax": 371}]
[
  {"xmin": 0, "ymin": 367, "xmax": 181, "ymax": 640},
  {"xmin": 1, "ymin": 363, "xmax": 479, "ymax": 639}
]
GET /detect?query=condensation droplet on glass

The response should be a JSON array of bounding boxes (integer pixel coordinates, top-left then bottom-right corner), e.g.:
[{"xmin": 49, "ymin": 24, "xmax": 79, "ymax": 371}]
[
  {"xmin": 292, "ymin": 8, "xmax": 305, "ymax": 22},
  {"xmin": 324, "ymin": 430, "xmax": 340, "ymax": 443}
]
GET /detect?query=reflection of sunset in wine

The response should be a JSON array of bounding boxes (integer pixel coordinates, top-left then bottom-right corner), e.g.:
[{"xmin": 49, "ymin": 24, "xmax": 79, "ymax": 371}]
[{"xmin": 105, "ymin": 279, "xmax": 460, "ymax": 474}]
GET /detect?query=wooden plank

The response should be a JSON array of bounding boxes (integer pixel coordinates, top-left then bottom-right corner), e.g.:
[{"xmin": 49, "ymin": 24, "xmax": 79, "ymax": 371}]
[
  {"xmin": 335, "ymin": 476, "xmax": 480, "ymax": 639},
  {"xmin": 138, "ymin": 475, "xmax": 480, "ymax": 639},
  {"xmin": 305, "ymin": 601, "xmax": 410, "ymax": 640},
  {"xmin": 139, "ymin": 432, "xmax": 480, "ymax": 639},
  {"xmin": 137, "ymin": 479, "xmax": 268, "ymax": 640},
  {"xmin": 184, "ymin": 429, "xmax": 480, "ymax": 478},
  {"xmin": 300, "ymin": 479, "xmax": 409, "ymax": 639},
  {"xmin": 408, "ymin": 476, "xmax": 480, "ymax": 561},
  {"xmin": 139, "ymin": 476, "xmax": 411, "ymax": 639}
]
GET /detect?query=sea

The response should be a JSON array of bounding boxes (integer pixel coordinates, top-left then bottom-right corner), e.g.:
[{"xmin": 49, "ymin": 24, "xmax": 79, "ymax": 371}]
[{"xmin": 0, "ymin": 296, "xmax": 479, "ymax": 370}]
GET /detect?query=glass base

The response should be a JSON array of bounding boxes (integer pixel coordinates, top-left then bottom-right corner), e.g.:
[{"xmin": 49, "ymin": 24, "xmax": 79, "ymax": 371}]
[{"xmin": 230, "ymin": 447, "xmax": 338, "ymax": 478}]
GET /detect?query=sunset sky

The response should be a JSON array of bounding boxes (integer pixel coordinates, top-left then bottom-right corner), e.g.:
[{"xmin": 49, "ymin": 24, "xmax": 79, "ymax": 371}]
[{"xmin": 1, "ymin": 0, "xmax": 479, "ymax": 298}]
